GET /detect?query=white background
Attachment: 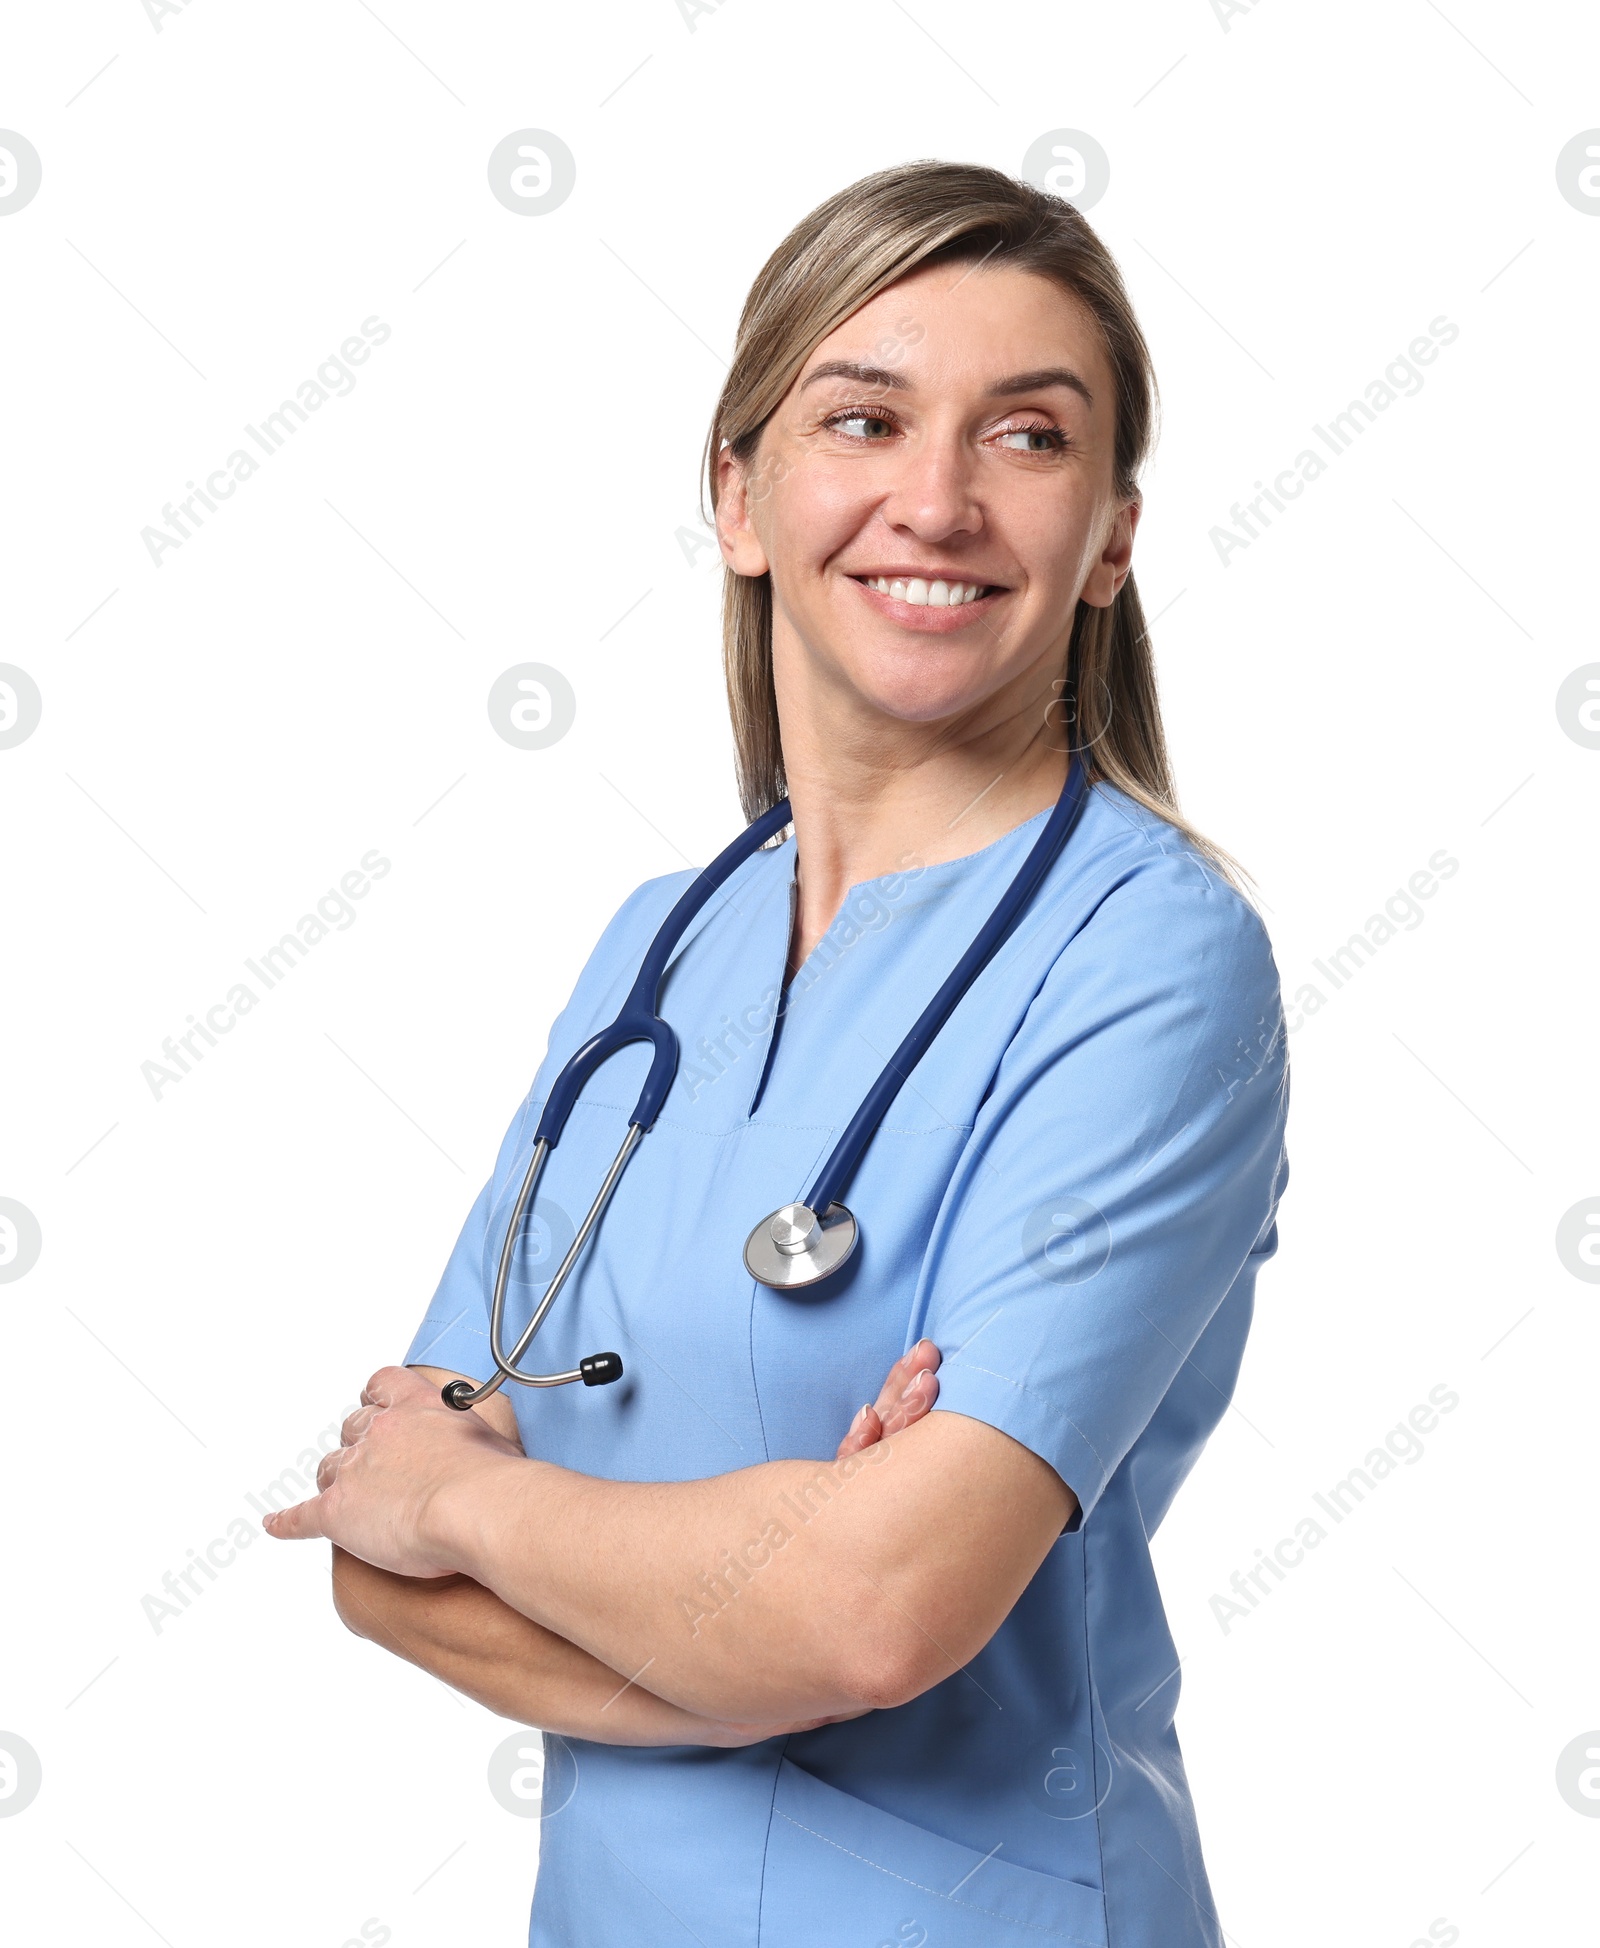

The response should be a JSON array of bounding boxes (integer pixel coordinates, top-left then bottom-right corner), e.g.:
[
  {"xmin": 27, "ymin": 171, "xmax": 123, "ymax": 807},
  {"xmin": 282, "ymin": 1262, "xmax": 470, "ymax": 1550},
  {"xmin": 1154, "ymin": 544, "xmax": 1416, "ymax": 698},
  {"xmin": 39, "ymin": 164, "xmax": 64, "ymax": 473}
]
[{"xmin": 1, "ymin": 2, "xmax": 1595, "ymax": 1944}]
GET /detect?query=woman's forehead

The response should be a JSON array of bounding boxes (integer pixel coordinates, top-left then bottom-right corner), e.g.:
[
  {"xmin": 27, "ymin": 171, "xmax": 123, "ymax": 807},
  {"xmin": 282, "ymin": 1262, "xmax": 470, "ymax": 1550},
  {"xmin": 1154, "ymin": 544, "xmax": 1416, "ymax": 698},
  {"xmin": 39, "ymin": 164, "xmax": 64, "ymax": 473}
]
[{"xmin": 797, "ymin": 264, "xmax": 1109, "ymax": 401}]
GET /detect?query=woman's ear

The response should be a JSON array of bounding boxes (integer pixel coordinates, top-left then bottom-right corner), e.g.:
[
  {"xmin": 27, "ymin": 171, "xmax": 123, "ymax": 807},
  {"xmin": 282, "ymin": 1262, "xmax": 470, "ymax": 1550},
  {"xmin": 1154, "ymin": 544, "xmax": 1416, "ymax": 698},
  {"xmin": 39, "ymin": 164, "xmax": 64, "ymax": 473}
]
[
  {"xmin": 715, "ymin": 442, "xmax": 773, "ymax": 578},
  {"xmin": 1081, "ymin": 495, "xmax": 1140, "ymax": 609}
]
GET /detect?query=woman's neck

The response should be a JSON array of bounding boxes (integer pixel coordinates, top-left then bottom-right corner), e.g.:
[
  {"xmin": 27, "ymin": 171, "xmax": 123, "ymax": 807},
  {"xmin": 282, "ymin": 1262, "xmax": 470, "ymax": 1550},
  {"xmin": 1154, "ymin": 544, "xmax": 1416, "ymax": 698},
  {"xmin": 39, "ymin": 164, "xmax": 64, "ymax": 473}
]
[{"xmin": 775, "ymin": 657, "xmax": 1070, "ymax": 983}]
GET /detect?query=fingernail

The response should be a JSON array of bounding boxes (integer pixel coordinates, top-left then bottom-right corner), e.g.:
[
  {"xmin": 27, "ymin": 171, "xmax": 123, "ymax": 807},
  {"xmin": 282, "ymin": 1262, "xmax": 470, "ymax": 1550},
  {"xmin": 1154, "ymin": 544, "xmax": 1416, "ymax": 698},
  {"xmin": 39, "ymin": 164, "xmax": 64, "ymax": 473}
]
[{"xmin": 850, "ymin": 1403, "xmax": 870, "ymax": 1430}]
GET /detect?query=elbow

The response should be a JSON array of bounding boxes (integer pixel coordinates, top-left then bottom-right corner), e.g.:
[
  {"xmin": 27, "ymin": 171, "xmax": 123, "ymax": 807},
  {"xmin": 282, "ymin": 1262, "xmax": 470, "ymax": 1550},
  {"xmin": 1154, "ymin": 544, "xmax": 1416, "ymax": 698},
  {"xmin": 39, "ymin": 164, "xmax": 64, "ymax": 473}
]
[
  {"xmin": 835, "ymin": 1582, "xmax": 1005, "ymax": 1712},
  {"xmin": 838, "ymin": 1624, "xmax": 952, "ymax": 1714},
  {"xmin": 330, "ymin": 1549, "xmax": 371, "ymax": 1640}
]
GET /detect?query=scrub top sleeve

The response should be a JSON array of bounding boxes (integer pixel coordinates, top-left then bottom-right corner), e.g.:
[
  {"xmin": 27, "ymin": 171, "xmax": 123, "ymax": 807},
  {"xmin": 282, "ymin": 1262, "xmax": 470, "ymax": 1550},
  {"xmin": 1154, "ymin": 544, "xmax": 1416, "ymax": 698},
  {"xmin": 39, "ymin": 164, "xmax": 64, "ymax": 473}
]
[
  {"xmin": 399, "ymin": 868, "xmax": 694, "ymax": 1384},
  {"xmin": 923, "ymin": 864, "xmax": 1291, "ymax": 1530}
]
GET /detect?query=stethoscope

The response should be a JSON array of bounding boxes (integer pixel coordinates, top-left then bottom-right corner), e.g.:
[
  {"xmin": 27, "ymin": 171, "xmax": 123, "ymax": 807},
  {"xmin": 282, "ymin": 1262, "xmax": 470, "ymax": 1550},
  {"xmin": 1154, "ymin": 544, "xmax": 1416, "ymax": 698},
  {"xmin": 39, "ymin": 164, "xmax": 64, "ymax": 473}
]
[{"xmin": 440, "ymin": 745, "xmax": 1093, "ymax": 1412}]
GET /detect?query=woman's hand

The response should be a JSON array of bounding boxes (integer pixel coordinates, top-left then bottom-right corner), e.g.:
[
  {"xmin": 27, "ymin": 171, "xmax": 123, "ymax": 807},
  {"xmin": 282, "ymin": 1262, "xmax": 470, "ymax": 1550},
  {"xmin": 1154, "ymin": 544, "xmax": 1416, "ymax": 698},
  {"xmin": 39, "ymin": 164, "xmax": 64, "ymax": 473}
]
[
  {"xmin": 835, "ymin": 1338, "xmax": 941, "ymax": 1460},
  {"xmin": 263, "ymin": 1366, "xmax": 522, "ymax": 1575}
]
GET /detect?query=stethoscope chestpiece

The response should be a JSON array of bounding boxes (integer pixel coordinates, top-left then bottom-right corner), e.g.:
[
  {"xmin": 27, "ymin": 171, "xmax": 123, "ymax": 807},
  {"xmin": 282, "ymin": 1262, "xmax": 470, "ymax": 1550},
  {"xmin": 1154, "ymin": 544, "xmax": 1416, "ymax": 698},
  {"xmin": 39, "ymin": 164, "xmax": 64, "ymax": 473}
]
[{"xmin": 744, "ymin": 1201, "xmax": 858, "ymax": 1290}]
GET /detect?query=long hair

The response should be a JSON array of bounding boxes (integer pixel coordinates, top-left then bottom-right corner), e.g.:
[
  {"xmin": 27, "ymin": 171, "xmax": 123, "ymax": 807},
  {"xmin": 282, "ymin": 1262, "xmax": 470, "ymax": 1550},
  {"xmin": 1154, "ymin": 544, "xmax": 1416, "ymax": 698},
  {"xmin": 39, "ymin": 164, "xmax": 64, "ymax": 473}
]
[{"xmin": 702, "ymin": 158, "xmax": 1247, "ymax": 890}]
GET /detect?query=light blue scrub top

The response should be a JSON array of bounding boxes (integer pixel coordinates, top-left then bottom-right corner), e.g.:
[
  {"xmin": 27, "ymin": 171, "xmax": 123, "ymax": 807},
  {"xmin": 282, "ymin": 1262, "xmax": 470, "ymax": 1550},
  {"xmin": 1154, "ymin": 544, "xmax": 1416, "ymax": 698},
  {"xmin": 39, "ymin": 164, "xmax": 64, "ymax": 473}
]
[{"xmin": 405, "ymin": 780, "xmax": 1291, "ymax": 1948}]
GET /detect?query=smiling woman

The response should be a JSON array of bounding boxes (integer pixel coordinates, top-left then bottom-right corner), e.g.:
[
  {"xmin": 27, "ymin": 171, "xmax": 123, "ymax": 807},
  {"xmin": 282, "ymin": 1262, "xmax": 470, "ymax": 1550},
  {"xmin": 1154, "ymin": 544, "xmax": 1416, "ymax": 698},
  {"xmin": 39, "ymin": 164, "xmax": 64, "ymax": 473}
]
[
  {"xmin": 707, "ymin": 165, "xmax": 1240, "ymax": 892},
  {"xmin": 264, "ymin": 160, "xmax": 1290, "ymax": 1948}
]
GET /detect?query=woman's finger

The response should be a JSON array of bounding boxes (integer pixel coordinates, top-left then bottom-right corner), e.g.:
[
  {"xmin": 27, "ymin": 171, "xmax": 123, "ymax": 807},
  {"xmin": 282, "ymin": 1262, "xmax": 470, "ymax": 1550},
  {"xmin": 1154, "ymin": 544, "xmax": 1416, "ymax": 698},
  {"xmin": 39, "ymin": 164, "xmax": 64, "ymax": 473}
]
[
  {"xmin": 876, "ymin": 1345, "xmax": 942, "ymax": 1437},
  {"xmin": 868, "ymin": 1341, "xmax": 928, "ymax": 1420},
  {"xmin": 833, "ymin": 1339, "xmax": 944, "ymax": 1455},
  {"xmin": 833, "ymin": 1402, "xmax": 883, "ymax": 1460},
  {"xmin": 340, "ymin": 1403, "xmax": 380, "ymax": 1447},
  {"xmin": 873, "ymin": 1340, "xmax": 941, "ymax": 1437},
  {"xmin": 905, "ymin": 1337, "xmax": 942, "ymax": 1378}
]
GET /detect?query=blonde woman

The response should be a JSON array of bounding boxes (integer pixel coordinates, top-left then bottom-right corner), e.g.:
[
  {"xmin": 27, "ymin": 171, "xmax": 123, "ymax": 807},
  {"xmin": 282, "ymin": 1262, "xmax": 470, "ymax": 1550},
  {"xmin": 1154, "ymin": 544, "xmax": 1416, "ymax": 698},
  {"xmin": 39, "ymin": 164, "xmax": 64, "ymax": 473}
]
[{"xmin": 269, "ymin": 160, "xmax": 1291, "ymax": 1948}]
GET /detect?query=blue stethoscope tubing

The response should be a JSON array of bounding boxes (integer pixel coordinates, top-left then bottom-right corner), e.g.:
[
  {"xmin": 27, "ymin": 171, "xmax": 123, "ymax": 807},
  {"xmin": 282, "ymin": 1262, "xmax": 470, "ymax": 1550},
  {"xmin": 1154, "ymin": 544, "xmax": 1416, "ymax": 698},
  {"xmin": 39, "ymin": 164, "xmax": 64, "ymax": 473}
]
[{"xmin": 441, "ymin": 744, "xmax": 1093, "ymax": 1411}]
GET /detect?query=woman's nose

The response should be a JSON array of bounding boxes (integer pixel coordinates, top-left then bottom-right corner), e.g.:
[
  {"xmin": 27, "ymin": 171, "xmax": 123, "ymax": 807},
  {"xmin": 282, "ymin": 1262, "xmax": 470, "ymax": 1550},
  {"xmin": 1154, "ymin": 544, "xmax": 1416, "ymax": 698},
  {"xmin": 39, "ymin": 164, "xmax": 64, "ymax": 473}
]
[{"xmin": 878, "ymin": 432, "xmax": 982, "ymax": 542}]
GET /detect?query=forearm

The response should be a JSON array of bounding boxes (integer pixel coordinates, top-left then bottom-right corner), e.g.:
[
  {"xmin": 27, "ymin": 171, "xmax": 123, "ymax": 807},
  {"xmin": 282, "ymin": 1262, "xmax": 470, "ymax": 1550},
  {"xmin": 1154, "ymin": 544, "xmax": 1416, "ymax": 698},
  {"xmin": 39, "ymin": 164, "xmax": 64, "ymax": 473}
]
[
  {"xmin": 276, "ymin": 1343, "xmax": 1017, "ymax": 1729},
  {"xmin": 330, "ymin": 1547, "xmax": 741, "ymax": 1746},
  {"xmin": 438, "ymin": 1436, "xmax": 928, "ymax": 1722}
]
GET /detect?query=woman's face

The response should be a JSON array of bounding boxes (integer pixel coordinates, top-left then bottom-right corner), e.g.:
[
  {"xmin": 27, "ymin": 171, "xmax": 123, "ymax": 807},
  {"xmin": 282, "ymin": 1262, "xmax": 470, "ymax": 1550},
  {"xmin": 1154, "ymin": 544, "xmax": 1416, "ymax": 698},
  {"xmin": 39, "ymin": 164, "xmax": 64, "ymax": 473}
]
[{"xmin": 717, "ymin": 261, "xmax": 1139, "ymax": 736}]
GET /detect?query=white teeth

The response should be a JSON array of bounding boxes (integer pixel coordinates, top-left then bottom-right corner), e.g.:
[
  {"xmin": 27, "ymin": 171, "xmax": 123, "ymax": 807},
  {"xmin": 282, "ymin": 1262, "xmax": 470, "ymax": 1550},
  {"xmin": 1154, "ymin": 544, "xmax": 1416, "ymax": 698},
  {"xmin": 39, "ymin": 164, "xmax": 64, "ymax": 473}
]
[{"xmin": 863, "ymin": 576, "xmax": 991, "ymax": 605}]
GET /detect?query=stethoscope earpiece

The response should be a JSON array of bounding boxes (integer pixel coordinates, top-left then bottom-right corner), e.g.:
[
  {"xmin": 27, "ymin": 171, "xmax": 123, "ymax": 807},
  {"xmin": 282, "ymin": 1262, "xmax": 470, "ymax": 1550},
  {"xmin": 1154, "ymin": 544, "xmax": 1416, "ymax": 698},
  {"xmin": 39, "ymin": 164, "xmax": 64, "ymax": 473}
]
[{"xmin": 441, "ymin": 1351, "xmax": 624, "ymax": 1410}]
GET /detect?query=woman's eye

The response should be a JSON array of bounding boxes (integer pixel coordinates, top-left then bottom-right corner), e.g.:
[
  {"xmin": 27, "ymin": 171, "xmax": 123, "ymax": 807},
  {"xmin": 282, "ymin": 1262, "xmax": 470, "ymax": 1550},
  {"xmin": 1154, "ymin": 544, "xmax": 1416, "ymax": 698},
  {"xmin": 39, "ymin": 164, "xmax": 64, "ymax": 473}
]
[
  {"xmin": 829, "ymin": 413, "xmax": 896, "ymax": 441},
  {"xmin": 995, "ymin": 426, "xmax": 1067, "ymax": 452}
]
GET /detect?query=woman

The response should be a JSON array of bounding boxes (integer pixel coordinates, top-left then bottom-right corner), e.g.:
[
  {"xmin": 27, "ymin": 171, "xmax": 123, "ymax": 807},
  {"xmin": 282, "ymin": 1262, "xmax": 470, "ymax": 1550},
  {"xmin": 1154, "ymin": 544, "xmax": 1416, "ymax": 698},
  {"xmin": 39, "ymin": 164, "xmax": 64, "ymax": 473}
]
[{"xmin": 267, "ymin": 160, "xmax": 1290, "ymax": 1947}]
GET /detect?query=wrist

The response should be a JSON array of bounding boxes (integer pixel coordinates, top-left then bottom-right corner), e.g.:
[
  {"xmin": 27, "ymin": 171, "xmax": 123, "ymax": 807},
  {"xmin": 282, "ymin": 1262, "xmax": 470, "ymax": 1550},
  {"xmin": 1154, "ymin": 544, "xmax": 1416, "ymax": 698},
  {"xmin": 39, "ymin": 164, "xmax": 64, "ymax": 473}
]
[{"xmin": 422, "ymin": 1448, "xmax": 532, "ymax": 1579}]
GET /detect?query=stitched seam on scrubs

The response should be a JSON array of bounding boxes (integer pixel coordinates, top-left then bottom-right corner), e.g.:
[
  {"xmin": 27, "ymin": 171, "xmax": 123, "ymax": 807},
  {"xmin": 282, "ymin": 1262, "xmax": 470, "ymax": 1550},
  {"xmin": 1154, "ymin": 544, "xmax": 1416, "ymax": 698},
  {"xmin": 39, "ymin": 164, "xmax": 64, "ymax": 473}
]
[
  {"xmin": 755, "ymin": 1743, "xmax": 789, "ymax": 1948},
  {"xmin": 773, "ymin": 1812, "xmax": 1101, "ymax": 1944},
  {"xmin": 1090, "ymin": 782, "xmax": 1254, "ymax": 909},
  {"xmin": 1079, "ymin": 1525, "xmax": 1114, "ymax": 1946},
  {"xmin": 408, "ymin": 1311, "xmax": 490, "ymax": 1362},
  {"xmin": 945, "ymin": 1362, "xmax": 1112, "ymax": 1481}
]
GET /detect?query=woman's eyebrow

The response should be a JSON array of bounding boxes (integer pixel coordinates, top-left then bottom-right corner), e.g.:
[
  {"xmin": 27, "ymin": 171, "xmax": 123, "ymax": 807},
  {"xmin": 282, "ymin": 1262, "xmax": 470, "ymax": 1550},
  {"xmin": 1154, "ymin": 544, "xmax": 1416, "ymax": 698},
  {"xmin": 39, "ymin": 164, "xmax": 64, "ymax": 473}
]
[
  {"xmin": 797, "ymin": 359, "xmax": 1094, "ymax": 407},
  {"xmin": 800, "ymin": 359, "xmax": 906, "ymax": 392},
  {"xmin": 989, "ymin": 366, "xmax": 1094, "ymax": 407}
]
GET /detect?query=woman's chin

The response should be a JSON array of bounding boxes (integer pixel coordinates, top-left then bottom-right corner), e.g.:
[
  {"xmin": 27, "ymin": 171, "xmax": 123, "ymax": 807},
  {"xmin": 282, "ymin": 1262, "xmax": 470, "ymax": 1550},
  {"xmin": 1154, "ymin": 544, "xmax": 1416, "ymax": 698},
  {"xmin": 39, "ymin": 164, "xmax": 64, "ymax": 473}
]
[{"xmin": 843, "ymin": 656, "xmax": 1023, "ymax": 730}]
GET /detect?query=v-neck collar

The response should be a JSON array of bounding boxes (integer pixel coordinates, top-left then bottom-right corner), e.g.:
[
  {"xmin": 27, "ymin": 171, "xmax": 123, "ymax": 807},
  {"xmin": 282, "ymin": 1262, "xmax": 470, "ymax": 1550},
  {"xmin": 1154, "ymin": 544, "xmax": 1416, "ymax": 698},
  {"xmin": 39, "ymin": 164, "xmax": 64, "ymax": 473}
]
[{"xmin": 773, "ymin": 799, "xmax": 1054, "ymax": 999}]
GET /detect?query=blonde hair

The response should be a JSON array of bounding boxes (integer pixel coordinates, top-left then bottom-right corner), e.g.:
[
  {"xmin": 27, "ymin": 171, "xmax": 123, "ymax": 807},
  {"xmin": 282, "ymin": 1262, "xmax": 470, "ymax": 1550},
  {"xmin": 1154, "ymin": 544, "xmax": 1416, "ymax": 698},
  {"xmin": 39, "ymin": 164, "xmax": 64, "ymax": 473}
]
[{"xmin": 702, "ymin": 158, "xmax": 1249, "ymax": 892}]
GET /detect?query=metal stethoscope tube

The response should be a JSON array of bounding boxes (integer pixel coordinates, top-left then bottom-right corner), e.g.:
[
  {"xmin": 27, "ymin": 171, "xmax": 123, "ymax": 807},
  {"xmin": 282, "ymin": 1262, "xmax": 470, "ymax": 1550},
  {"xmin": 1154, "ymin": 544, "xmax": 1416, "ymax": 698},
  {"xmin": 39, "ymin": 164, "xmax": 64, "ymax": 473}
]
[{"xmin": 439, "ymin": 1128, "xmax": 640, "ymax": 1411}]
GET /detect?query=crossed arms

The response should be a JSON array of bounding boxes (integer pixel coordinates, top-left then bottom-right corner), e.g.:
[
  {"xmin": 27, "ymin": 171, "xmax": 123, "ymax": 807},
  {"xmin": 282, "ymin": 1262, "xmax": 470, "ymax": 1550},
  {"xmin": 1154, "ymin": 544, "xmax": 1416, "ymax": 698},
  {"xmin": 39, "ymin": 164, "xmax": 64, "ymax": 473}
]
[{"xmin": 267, "ymin": 1343, "xmax": 1075, "ymax": 1748}]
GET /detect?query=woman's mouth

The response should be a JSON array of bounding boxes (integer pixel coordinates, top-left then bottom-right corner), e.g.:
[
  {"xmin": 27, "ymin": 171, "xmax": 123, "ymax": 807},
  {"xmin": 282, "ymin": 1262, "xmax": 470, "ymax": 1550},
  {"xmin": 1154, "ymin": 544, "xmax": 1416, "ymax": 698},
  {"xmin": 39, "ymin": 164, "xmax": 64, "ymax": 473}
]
[
  {"xmin": 846, "ymin": 572, "xmax": 1007, "ymax": 632},
  {"xmin": 853, "ymin": 574, "xmax": 996, "ymax": 608}
]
